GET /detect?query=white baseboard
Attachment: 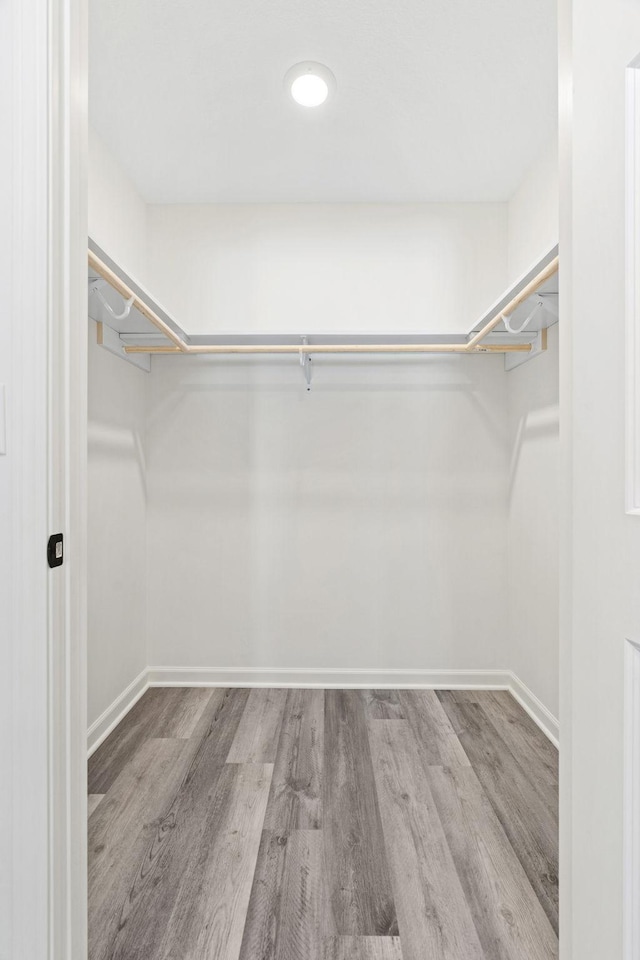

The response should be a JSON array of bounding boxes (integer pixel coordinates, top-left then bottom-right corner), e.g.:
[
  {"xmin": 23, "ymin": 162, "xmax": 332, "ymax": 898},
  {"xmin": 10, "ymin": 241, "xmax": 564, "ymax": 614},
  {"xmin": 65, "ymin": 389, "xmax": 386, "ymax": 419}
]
[
  {"xmin": 146, "ymin": 665, "xmax": 513, "ymax": 690},
  {"xmin": 87, "ymin": 668, "xmax": 149, "ymax": 757},
  {"xmin": 88, "ymin": 666, "xmax": 559, "ymax": 755},
  {"xmin": 508, "ymin": 671, "xmax": 560, "ymax": 748}
]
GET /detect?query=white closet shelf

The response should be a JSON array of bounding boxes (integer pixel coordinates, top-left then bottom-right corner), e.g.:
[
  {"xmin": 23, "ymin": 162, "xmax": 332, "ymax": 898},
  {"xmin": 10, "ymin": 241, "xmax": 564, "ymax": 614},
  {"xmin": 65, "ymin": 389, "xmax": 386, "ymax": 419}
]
[{"xmin": 88, "ymin": 238, "xmax": 558, "ymax": 372}]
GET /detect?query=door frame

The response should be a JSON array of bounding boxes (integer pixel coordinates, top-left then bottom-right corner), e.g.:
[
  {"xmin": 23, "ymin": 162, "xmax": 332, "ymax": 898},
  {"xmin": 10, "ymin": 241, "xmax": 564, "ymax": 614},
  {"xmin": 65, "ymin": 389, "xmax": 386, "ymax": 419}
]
[
  {"xmin": 5, "ymin": 0, "xmax": 88, "ymax": 955},
  {"xmin": 10, "ymin": 0, "xmax": 577, "ymax": 957},
  {"xmin": 49, "ymin": 0, "xmax": 89, "ymax": 955}
]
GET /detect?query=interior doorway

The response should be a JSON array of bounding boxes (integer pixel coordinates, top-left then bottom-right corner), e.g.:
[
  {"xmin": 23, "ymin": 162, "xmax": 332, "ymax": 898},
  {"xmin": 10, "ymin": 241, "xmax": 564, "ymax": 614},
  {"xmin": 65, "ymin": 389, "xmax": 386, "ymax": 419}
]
[{"xmin": 84, "ymin": 2, "xmax": 560, "ymax": 959}]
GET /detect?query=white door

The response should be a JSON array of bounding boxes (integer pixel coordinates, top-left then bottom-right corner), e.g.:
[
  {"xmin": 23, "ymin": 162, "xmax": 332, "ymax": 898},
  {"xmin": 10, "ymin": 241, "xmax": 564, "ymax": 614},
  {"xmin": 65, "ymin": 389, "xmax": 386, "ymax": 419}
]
[
  {"xmin": 0, "ymin": 0, "xmax": 87, "ymax": 957},
  {"xmin": 560, "ymin": 0, "xmax": 640, "ymax": 957}
]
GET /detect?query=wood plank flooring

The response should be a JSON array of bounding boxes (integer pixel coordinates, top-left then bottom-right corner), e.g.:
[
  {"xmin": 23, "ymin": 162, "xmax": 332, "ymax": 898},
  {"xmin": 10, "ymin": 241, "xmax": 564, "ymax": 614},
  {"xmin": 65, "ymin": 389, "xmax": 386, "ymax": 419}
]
[{"xmin": 89, "ymin": 688, "xmax": 558, "ymax": 960}]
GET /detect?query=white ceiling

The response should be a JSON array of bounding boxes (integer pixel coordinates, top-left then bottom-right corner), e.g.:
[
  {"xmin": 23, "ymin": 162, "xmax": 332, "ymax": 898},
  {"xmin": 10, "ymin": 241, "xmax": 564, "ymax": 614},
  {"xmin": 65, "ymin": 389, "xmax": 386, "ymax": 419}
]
[{"xmin": 89, "ymin": 0, "xmax": 557, "ymax": 204}]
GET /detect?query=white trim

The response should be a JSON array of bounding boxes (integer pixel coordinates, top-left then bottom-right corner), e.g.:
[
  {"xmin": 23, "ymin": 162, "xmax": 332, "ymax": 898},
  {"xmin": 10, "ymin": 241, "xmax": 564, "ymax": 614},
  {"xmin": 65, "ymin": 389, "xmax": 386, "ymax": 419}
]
[
  {"xmin": 49, "ymin": 0, "xmax": 88, "ymax": 955},
  {"xmin": 3, "ymin": 0, "xmax": 88, "ymax": 951},
  {"xmin": 87, "ymin": 669, "xmax": 150, "ymax": 757},
  {"xmin": 509, "ymin": 671, "xmax": 560, "ymax": 748},
  {"xmin": 7, "ymin": 0, "xmax": 51, "ymax": 953},
  {"xmin": 147, "ymin": 665, "xmax": 513, "ymax": 690},
  {"xmin": 90, "ymin": 667, "xmax": 560, "ymax": 761},
  {"xmin": 626, "ymin": 59, "xmax": 640, "ymax": 515},
  {"xmin": 624, "ymin": 637, "xmax": 640, "ymax": 960}
]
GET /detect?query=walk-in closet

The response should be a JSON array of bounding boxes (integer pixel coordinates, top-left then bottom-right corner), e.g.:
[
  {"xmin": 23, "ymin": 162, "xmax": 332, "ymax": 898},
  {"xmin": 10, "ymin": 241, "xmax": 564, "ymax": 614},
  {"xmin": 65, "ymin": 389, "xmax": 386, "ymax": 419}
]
[{"xmin": 85, "ymin": 2, "xmax": 560, "ymax": 957}]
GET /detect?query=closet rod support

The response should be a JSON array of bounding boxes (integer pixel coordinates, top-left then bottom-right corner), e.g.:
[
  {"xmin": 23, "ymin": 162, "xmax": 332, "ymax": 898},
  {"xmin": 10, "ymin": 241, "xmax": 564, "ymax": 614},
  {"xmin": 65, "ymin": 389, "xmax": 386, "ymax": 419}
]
[
  {"xmin": 88, "ymin": 250, "xmax": 188, "ymax": 352},
  {"xmin": 300, "ymin": 338, "xmax": 312, "ymax": 390},
  {"xmin": 466, "ymin": 255, "xmax": 559, "ymax": 350}
]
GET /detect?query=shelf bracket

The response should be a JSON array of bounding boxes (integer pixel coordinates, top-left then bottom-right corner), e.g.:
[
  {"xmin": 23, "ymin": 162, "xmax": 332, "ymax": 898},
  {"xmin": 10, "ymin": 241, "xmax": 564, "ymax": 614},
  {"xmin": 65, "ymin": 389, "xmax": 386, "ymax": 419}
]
[
  {"xmin": 89, "ymin": 277, "xmax": 135, "ymax": 321},
  {"xmin": 300, "ymin": 337, "xmax": 312, "ymax": 391},
  {"xmin": 95, "ymin": 320, "xmax": 151, "ymax": 372},
  {"xmin": 504, "ymin": 327, "xmax": 547, "ymax": 371}
]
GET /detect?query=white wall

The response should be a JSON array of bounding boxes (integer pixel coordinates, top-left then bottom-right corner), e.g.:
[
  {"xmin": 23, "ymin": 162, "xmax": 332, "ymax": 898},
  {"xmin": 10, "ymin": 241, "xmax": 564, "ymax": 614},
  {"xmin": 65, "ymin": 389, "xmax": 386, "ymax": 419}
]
[
  {"xmin": 146, "ymin": 203, "xmax": 507, "ymax": 335},
  {"xmin": 507, "ymin": 134, "xmax": 559, "ymax": 282},
  {"xmin": 560, "ymin": 1, "xmax": 640, "ymax": 956},
  {"xmin": 504, "ymin": 134, "xmax": 560, "ymax": 720},
  {"xmin": 87, "ymin": 131, "xmax": 561, "ymax": 722},
  {"xmin": 87, "ymin": 328, "xmax": 148, "ymax": 727},
  {"xmin": 506, "ymin": 325, "xmax": 559, "ymax": 717},
  {"xmin": 87, "ymin": 128, "xmax": 151, "ymax": 727},
  {"xmin": 89, "ymin": 126, "xmax": 148, "ymax": 282},
  {"xmin": 145, "ymin": 354, "xmax": 509, "ymax": 673}
]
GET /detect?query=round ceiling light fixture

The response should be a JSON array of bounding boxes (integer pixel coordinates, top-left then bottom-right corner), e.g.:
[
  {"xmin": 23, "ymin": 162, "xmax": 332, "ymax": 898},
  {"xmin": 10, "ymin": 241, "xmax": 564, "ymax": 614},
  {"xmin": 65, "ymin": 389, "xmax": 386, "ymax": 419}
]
[{"xmin": 285, "ymin": 61, "xmax": 336, "ymax": 107}]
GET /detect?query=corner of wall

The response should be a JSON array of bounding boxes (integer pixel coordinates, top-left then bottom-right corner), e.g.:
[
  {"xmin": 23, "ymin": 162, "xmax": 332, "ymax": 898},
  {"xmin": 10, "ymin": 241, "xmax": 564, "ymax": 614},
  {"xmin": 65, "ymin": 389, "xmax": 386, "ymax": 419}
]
[
  {"xmin": 87, "ymin": 126, "xmax": 154, "ymax": 729},
  {"xmin": 504, "ymin": 136, "xmax": 560, "ymax": 721},
  {"xmin": 88, "ymin": 125, "xmax": 150, "ymax": 284},
  {"xmin": 143, "ymin": 357, "xmax": 151, "ymax": 679},
  {"xmin": 507, "ymin": 133, "xmax": 559, "ymax": 284}
]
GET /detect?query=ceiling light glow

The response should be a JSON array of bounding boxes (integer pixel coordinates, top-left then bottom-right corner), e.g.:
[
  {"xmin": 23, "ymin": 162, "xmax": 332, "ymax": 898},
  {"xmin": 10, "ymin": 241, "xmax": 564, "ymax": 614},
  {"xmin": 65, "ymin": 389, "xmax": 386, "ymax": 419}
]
[
  {"xmin": 291, "ymin": 74, "xmax": 328, "ymax": 107},
  {"xmin": 285, "ymin": 62, "xmax": 336, "ymax": 108}
]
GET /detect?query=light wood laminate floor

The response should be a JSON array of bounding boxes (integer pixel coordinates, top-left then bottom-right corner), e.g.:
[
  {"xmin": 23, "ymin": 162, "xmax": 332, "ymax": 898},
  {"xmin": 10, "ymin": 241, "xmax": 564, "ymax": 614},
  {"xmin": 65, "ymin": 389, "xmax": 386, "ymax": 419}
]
[{"xmin": 88, "ymin": 688, "xmax": 558, "ymax": 960}]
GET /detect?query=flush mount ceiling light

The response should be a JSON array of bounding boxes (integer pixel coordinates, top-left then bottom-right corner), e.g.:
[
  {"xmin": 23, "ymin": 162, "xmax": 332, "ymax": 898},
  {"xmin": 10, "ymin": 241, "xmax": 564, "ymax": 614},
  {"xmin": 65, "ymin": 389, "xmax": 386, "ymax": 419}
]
[{"xmin": 284, "ymin": 61, "xmax": 336, "ymax": 107}]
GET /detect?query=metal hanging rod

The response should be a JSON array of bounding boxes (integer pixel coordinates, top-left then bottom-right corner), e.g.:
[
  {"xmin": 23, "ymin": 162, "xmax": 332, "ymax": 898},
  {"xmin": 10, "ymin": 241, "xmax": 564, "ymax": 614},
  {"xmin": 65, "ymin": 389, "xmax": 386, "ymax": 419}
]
[
  {"xmin": 122, "ymin": 342, "xmax": 532, "ymax": 355},
  {"xmin": 88, "ymin": 248, "xmax": 558, "ymax": 357}
]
